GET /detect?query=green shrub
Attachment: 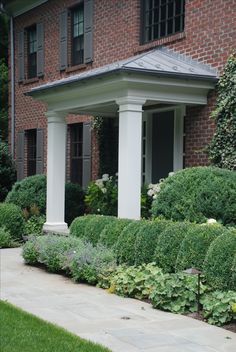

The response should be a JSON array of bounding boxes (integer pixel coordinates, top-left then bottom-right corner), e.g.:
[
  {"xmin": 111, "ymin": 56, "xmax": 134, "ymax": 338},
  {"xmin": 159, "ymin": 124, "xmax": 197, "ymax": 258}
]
[
  {"xmin": 65, "ymin": 183, "xmax": 85, "ymax": 225},
  {"xmin": 6, "ymin": 175, "xmax": 85, "ymax": 224},
  {"xmin": 0, "ymin": 226, "xmax": 15, "ymax": 248},
  {"xmin": 176, "ymin": 224, "xmax": 225, "ymax": 271},
  {"xmin": 99, "ymin": 218, "xmax": 132, "ymax": 248},
  {"xmin": 69, "ymin": 215, "xmax": 97, "ymax": 238},
  {"xmin": 115, "ymin": 220, "xmax": 146, "ymax": 265},
  {"xmin": 149, "ymin": 272, "xmax": 207, "ymax": 314},
  {"xmin": 135, "ymin": 219, "xmax": 170, "ymax": 265},
  {"xmin": 0, "ymin": 203, "xmax": 25, "ymax": 241},
  {"xmin": 6, "ymin": 175, "xmax": 47, "ymax": 215},
  {"xmin": 68, "ymin": 243, "xmax": 116, "ymax": 285},
  {"xmin": 154, "ymin": 221, "xmax": 190, "ymax": 273},
  {"xmin": 151, "ymin": 167, "xmax": 236, "ymax": 225},
  {"xmin": 25, "ymin": 215, "xmax": 46, "ymax": 236},
  {"xmin": 83, "ymin": 215, "xmax": 116, "ymax": 245},
  {"xmin": 203, "ymin": 229, "xmax": 236, "ymax": 290},
  {"xmin": 201, "ymin": 290, "xmax": 236, "ymax": 325},
  {"xmin": 0, "ymin": 142, "xmax": 16, "ymax": 202}
]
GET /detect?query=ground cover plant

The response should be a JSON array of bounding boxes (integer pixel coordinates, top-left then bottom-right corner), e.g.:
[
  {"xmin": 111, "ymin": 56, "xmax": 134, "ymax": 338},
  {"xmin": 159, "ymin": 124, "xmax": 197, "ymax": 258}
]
[
  {"xmin": 0, "ymin": 300, "xmax": 111, "ymax": 352},
  {"xmin": 151, "ymin": 166, "xmax": 236, "ymax": 225}
]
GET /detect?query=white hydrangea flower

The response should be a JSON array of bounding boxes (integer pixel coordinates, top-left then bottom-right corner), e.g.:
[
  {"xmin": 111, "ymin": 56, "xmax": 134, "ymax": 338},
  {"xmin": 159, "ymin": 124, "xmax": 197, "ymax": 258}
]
[
  {"xmin": 168, "ymin": 171, "xmax": 175, "ymax": 177},
  {"xmin": 102, "ymin": 174, "xmax": 109, "ymax": 181},
  {"xmin": 207, "ymin": 218, "xmax": 217, "ymax": 224},
  {"xmin": 147, "ymin": 189, "xmax": 154, "ymax": 197},
  {"xmin": 95, "ymin": 179, "xmax": 104, "ymax": 188},
  {"xmin": 101, "ymin": 188, "xmax": 107, "ymax": 194},
  {"xmin": 153, "ymin": 194, "xmax": 158, "ymax": 200}
]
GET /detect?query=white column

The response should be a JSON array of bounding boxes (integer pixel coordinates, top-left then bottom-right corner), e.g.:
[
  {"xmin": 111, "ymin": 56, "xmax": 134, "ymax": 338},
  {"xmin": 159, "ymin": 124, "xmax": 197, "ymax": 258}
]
[
  {"xmin": 116, "ymin": 98, "xmax": 146, "ymax": 220},
  {"xmin": 43, "ymin": 111, "xmax": 68, "ymax": 233}
]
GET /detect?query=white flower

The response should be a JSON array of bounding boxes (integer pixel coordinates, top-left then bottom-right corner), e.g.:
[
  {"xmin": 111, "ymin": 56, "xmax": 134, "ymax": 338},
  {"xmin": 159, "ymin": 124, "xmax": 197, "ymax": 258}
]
[
  {"xmin": 95, "ymin": 179, "xmax": 104, "ymax": 188},
  {"xmin": 168, "ymin": 171, "xmax": 175, "ymax": 177},
  {"xmin": 101, "ymin": 188, "xmax": 107, "ymax": 194},
  {"xmin": 207, "ymin": 218, "xmax": 217, "ymax": 224},
  {"xmin": 153, "ymin": 194, "xmax": 158, "ymax": 200},
  {"xmin": 153, "ymin": 184, "xmax": 161, "ymax": 193},
  {"xmin": 97, "ymin": 208, "xmax": 100, "ymax": 212},
  {"xmin": 102, "ymin": 174, "xmax": 109, "ymax": 181},
  {"xmin": 147, "ymin": 189, "xmax": 154, "ymax": 197},
  {"xmin": 148, "ymin": 183, "xmax": 154, "ymax": 189}
]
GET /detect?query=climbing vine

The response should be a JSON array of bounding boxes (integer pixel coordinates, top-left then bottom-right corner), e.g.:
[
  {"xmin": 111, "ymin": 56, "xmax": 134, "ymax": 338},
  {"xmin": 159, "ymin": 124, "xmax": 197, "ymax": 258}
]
[{"xmin": 208, "ymin": 53, "xmax": 236, "ymax": 170}]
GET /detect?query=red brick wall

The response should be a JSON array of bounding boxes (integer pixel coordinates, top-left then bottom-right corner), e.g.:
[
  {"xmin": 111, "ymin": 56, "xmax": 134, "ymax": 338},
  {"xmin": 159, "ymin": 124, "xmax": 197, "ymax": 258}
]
[{"xmin": 9, "ymin": 0, "xmax": 236, "ymax": 176}]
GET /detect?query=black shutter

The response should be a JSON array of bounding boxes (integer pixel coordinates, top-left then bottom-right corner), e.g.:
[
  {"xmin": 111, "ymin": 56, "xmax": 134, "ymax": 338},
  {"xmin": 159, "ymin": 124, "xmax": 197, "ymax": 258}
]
[
  {"xmin": 82, "ymin": 122, "xmax": 91, "ymax": 188},
  {"xmin": 36, "ymin": 128, "xmax": 44, "ymax": 174},
  {"xmin": 18, "ymin": 31, "xmax": 24, "ymax": 82},
  {"xmin": 84, "ymin": 0, "xmax": 94, "ymax": 63},
  {"xmin": 59, "ymin": 10, "xmax": 68, "ymax": 70},
  {"xmin": 16, "ymin": 131, "xmax": 25, "ymax": 180},
  {"xmin": 37, "ymin": 23, "xmax": 44, "ymax": 77}
]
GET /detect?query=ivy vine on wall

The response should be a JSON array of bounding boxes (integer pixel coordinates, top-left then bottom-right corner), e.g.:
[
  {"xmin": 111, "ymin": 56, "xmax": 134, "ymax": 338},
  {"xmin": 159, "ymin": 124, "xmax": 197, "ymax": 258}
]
[{"xmin": 208, "ymin": 53, "xmax": 236, "ymax": 170}]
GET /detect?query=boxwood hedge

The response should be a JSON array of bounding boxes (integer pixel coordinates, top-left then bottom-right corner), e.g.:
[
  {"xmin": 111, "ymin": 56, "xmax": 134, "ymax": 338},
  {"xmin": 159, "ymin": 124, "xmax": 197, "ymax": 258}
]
[
  {"xmin": 175, "ymin": 224, "xmax": 225, "ymax": 271},
  {"xmin": 0, "ymin": 203, "xmax": 25, "ymax": 241},
  {"xmin": 151, "ymin": 167, "xmax": 236, "ymax": 225},
  {"xmin": 99, "ymin": 218, "xmax": 133, "ymax": 248},
  {"xmin": 203, "ymin": 228, "xmax": 236, "ymax": 290}
]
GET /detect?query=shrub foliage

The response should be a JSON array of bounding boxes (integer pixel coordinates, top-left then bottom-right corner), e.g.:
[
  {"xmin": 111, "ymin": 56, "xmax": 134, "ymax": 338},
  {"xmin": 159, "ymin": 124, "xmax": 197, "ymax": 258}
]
[
  {"xmin": 0, "ymin": 203, "xmax": 25, "ymax": 241},
  {"xmin": 151, "ymin": 167, "xmax": 236, "ymax": 225},
  {"xmin": 203, "ymin": 229, "xmax": 236, "ymax": 290},
  {"xmin": 0, "ymin": 142, "xmax": 16, "ymax": 202}
]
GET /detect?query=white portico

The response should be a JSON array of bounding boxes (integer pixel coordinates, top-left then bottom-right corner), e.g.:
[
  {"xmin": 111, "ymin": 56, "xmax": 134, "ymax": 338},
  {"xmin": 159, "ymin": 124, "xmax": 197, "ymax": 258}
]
[{"xmin": 27, "ymin": 47, "xmax": 218, "ymax": 233}]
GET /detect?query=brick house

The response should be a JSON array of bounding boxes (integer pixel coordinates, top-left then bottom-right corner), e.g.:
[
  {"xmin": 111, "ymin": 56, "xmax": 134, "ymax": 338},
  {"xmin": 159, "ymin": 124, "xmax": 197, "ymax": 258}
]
[{"xmin": 3, "ymin": 0, "xmax": 236, "ymax": 232}]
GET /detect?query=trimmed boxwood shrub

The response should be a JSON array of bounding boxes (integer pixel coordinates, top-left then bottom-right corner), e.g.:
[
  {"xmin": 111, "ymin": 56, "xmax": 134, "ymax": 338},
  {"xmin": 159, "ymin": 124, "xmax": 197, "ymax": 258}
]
[
  {"xmin": 151, "ymin": 167, "xmax": 236, "ymax": 225},
  {"xmin": 6, "ymin": 175, "xmax": 47, "ymax": 214},
  {"xmin": 0, "ymin": 142, "xmax": 16, "ymax": 202},
  {"xmin": 175, "ymin": 224, "xmax": 226, "ymax": 272},
  {"xmin": 70, "ymin": 215, "xmax": 99, "ymax": 239},
  {"xmin": 83, "ymin": 215, "xmax": 116, "ymax": 245},
  {"xmin": 65, "ymin": 183, "xmax": 85, "ymax": 225},
  {"xmin": 0, "ymin": 226, "xmax": 14, "ymax": 248},
  {"xmin": 135, "ymin": 219, "xmax": 171, "ymax": 265},
  {"xmin": 115, "ymin": 220, "xmax": 147, "ymax": 265},
  {"xmin": 0, "ymin": 203, "xmax": 25, "ymax": 241},
  {"xmin": 154, "ymin": 221, "xmax": 191, "ymax": 273},
  {"xmin": 203, "ymin": 229, "xmax": 236, "ymax": 290},
  {"xmin": 6, "ymin": 175, "xmax": 85, "ymax": 224},
  {"xmin": 99, "ymin": 218, "xmax": 133, "ymax": 248}
]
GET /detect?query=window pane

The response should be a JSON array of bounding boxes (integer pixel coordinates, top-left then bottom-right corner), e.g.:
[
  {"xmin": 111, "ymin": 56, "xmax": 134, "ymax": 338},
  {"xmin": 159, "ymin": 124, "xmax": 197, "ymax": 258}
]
[{"xmin": 142, "ymin": 0, "xmax": 185, "ymax": 42}]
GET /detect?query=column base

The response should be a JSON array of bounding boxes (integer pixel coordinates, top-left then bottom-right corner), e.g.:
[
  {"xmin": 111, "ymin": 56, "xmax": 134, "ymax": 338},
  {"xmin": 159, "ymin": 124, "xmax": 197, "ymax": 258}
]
[{"xmin": 43, "ymin": 222, "xmax": 69, "ymax": 235}]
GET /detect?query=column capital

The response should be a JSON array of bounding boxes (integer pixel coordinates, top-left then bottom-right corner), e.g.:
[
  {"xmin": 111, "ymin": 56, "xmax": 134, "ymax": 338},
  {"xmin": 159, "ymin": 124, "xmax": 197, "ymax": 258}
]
[
  {"xmin": 116, "ymin": 97, "xmax": 146, "ymax": 113},
  {"xmin": 45, "ymin": 110, "xmax": 67, "ymax": 123}
]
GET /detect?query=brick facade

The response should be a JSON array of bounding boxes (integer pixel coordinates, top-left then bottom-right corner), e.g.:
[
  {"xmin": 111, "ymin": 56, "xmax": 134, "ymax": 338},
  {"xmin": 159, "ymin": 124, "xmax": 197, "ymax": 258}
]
[{"xmin": 8, "ymin": 0, "xmax": 236, "ymax": 180}]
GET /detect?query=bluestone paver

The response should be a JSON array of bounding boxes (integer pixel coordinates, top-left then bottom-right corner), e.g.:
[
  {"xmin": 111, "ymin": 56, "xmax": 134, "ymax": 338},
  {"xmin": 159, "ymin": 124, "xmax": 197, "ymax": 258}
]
[{"xmin": 1, "ymin": 248, "xmax": 235, "ymax": 352}]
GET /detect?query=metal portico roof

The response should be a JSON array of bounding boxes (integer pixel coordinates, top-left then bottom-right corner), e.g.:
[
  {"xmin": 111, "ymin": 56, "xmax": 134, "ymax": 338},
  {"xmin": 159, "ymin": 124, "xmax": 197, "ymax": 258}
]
[{"xmin": 29, "ymin": 47, "xmax": 218, "ymax": 95}]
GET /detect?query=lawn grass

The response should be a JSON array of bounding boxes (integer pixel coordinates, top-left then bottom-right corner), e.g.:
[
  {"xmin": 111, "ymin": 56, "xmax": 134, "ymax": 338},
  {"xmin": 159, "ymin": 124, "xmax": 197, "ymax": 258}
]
[{"xmin": 0, "ymin": 300, "xmax": 111, "ymax": 352}]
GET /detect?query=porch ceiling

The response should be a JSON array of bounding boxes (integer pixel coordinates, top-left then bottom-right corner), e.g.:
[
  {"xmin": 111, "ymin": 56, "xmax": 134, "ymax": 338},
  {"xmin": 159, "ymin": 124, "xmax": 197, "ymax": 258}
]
[{"xmin": 27, "ymin": 47, "xmax": 218, "ymax": 116}]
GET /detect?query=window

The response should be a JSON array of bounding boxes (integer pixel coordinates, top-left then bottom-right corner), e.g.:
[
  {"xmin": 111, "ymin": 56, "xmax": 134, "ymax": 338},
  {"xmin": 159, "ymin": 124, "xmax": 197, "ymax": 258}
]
[
  {"xmin": 27, "ymin": 25, "xmax": 37, "ymax": 78},
  {"xmin": 27, "ymin": 129, "xmax": 37, "ymax": 176},
  {"xmin": 71, "ymin": 5, "xmax": 84, "ymax": 66},
  {"xmin": 70, "ymin": 124, "xmax": 83, "ymax": 184},
  {"xmin": 142, "ymin": 0, "xmax": 185, "ymax": 43}
]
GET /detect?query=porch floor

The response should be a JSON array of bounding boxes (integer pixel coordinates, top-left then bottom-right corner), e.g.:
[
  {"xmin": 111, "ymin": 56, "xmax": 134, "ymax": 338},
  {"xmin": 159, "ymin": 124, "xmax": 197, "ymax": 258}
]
[{"xmin": 1, "ymin": 248, "xmax": 235, "ymax": 352}]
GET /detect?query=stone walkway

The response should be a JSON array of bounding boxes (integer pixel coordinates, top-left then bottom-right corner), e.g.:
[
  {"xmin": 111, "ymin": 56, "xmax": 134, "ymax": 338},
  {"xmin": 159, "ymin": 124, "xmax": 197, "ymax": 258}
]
[{"xmin": 1, "ymin": 248, "xmax": 235, "ymax": 352}]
